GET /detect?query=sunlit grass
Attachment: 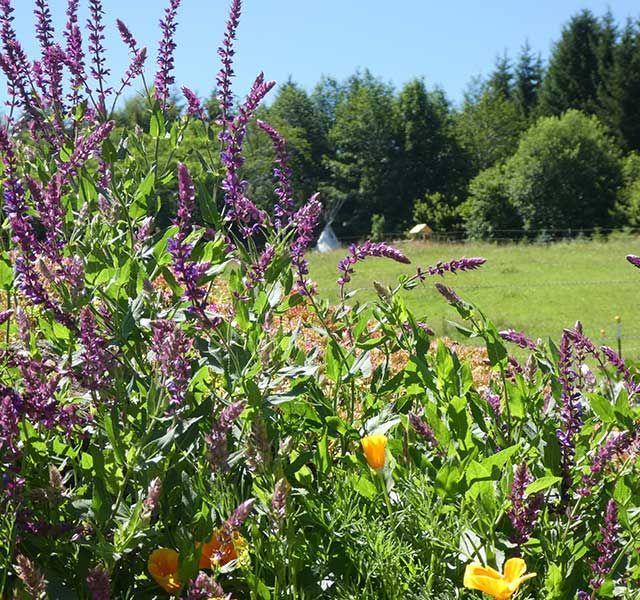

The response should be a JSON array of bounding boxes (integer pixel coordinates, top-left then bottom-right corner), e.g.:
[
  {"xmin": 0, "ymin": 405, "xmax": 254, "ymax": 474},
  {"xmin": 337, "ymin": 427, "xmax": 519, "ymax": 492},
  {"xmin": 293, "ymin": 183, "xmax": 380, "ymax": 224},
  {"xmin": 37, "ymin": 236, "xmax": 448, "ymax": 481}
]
[{"xmin": 307, "ymin": 235, "xmax": 640, "ymax": 356}]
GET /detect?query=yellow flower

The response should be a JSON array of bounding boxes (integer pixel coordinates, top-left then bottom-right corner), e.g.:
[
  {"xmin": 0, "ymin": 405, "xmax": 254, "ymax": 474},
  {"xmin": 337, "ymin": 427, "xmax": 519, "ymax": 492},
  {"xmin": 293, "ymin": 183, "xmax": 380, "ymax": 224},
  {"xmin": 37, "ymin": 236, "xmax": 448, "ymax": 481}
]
[
  {"xmin": 361, "ymin": 434, "xmax": 387, "ymax": 471},
  {"xmin": 463, "ymin": 558, "xmax": 535, "ymax": 600},
  {"xmin": 148, "ymin": 548, "xmax": 182, "ymax": 594},
  {"xmin": 199, "ymin": 529, "xmax": 249, "ymax": 570}
]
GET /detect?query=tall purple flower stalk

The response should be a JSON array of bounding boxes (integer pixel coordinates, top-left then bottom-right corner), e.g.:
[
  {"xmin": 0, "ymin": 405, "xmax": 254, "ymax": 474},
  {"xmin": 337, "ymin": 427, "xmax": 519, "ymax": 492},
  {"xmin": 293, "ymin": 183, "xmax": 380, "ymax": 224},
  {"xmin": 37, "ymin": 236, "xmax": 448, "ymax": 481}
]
[
  {"xmin": 151, "ymin": 320, "xmax": 192, "ymax": 408},
  {"xmin": 416, "ymin": 257, "xmax": 485, "ymax": 279},
  {"xmin": 154, "ymin": 0, "xmax": 181, "ymax": 109},
  {"xmin": 589, "ymin": 500, "xmax": 619, "ymax": 591},
  {"xmin": 507, "ymin": 463, "xmax": 543, "ymax": 544},
  {"xmin": 499, "ymin": 329, "xmax": 537, "ymax": 350},
  {"xmin": 220, "ymin": 73, "xmax": 274, "ymax": 237},
  {"xmin": 600, "ymin": 345, "xmax": 639, "ymax": 396},
  {"xmin": 182, "ymin": 85, "xmax": 205, "ymax": 119},
  {"xmin": 186, "ymin": 573, "xmax": 227, "ymax": 600},
  {"xmin": 216, "ymin": 0, "xmax": 242, "ymax": 126},
  {"xmin": 87, "ymin": 0, "xmax": 111, "ymax": 112},
  {"xmin": 579, "ymin": 431, "xmax": 636, "ymax": 496},
  {"xmin": 79, "ymin": 307, "xmax": 113, "ymax": 391},
  {"xmin": 556, "ymin": 328, "xmax": 585, "ymax": 498},
  {"xmin": 290, "ymin": 193, "xmax": 322, "ymax": 294},
  {"xmin": 408, "ymin": 412, "xmax": 438, "ymax": 449},
  {"xmin": 205, "ymin": 400, "xmax": 245, "ymax": 470},
  {"xmin": 245, "ymin": 244, "xmax": 275, "ymax": 290},
  {"xmin": 34, "ymin": 0, "xmax": 54, "ymax": 53},
  {"xmin": 64, "ymin": 0, "xmax": 85, "ymax": 108},
  {"xmin": 337, "ymin": 241, "xmax": 410, "ymax": 297},
  {"xmin": 168, "ymin": 164, "xmax": 211, "ymax": 317},
  {"xmin": 257, "ymin": 119, "xmax": 295, "ymax": 228},
  {"xmin": 0, "ymin": 385, "xmax": 23, "ymax": 460},
  {"xmin": 435, "ymin": 282, "xmax": 464, "ymax": 306}
]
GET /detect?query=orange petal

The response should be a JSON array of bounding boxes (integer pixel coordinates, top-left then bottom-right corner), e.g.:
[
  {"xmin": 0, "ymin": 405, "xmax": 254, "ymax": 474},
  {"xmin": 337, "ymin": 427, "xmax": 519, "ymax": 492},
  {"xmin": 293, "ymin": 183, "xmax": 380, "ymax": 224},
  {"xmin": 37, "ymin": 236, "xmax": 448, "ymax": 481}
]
[
  {"xmin": 503, "ymin": 557, "xmax": 527, "ymax": 583},
  {"xmin": 148, "ymin": 548, "xmax": 182, "ymax": 594},
  {"xmin": 361, "ymin": 434, "xmax": 387, "ymax": 470}
]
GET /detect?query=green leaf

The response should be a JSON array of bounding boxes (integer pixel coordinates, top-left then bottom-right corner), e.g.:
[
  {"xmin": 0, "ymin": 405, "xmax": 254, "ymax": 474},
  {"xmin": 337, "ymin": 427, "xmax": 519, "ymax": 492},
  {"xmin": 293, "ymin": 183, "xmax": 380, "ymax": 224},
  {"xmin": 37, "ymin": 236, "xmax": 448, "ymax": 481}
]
[
  {"xmin": 524, "ymin": 476, "xmax": 561, "ymax": 497},
  {"xmin": 588, "ymin": 393, "xmax": 615, "ymax": 423}
]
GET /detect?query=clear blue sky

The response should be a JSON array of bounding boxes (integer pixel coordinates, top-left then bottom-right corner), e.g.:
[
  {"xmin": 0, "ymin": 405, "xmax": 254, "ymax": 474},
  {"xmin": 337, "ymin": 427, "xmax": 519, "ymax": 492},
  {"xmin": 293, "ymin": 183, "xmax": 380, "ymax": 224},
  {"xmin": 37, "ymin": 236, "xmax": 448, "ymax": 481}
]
[{"xmin": 2, "ymin": 0, "xmax": 640, "ymax": 108}]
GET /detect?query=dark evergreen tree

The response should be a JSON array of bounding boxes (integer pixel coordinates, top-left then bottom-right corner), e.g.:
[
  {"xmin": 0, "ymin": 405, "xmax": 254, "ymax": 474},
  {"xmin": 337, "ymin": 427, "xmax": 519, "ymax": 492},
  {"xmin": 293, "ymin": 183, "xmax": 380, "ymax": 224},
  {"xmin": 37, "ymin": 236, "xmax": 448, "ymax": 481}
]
[
  {"xmin": 487, "ymin": 52, "xmax": 513, "ymax": 98},
  {"xmin": 538, "ymin": 10, "xmax": 603, "ymax": 115},
  {"xmin": 513, "ymin": 42, "xmax": 543, "ymax": 118},
  {"xmin": 598, "ymin": 20, "xmax": 640, "ymax": 151}
]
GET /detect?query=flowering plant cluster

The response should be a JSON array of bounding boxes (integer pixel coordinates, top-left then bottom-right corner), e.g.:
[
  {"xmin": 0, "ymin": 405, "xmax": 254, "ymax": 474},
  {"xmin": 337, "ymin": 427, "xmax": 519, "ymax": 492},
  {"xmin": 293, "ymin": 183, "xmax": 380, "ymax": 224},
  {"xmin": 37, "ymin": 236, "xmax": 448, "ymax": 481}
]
[{"xmin": 0, "ymin": 1, "xmax": 639, "ymax": 599}]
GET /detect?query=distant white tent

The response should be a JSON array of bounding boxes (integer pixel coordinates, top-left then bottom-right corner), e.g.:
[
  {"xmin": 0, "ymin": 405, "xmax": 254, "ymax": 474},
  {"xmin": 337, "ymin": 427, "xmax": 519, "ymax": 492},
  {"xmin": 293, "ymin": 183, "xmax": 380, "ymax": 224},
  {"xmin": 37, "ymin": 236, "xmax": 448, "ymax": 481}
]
[
  {"xmin": 315, "ymin": 195, "xmax": 345, "ymax": 253},
  {"xmin": 316, "ymin": 224, "xmax": 341, "ymax": 252}
]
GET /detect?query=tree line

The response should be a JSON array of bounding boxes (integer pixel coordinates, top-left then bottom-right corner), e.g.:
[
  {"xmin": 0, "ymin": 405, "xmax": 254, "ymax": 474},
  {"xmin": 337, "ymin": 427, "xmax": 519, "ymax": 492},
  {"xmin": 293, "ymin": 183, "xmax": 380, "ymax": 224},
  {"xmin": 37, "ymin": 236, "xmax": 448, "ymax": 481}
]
[{"xmin": 115, "ymin": 9, "xmax": 640, "ymax": 241}]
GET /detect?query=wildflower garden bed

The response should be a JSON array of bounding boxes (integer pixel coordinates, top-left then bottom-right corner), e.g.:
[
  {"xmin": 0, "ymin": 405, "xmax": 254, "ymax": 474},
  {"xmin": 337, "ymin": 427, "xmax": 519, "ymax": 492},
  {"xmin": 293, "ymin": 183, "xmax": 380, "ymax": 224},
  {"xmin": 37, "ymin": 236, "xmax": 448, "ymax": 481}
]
[{"xmin": 0, "ymin": 1, "xmax": 639, "ymax": 599}]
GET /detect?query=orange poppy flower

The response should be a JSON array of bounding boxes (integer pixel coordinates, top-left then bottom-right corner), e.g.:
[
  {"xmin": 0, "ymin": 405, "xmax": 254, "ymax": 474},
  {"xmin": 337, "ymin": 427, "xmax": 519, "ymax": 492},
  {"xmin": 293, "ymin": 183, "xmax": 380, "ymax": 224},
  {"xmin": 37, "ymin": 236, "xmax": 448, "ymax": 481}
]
[
  {"xmin": 199, "ymin": 529, "xmax": 248, "ymax": 569},
  {"xmin": 148, "ymin": 548, "xmax": 182, "ymax": 594},
  {"xmin": 463, "ymin": 557, "xmax": 536, "ymax": 600},
  {"xmin": 361, "ymin": 434, "xmax": 387, "ymax": 471}
]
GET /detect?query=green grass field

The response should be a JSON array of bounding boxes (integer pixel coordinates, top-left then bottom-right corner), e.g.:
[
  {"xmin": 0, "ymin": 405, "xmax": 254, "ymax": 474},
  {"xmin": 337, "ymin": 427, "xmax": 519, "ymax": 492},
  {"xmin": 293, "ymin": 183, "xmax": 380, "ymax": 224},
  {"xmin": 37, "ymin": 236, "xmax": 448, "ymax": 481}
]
[{"xmin": 307, "ymin": 236, "xmax": 640, "ymax": 356}]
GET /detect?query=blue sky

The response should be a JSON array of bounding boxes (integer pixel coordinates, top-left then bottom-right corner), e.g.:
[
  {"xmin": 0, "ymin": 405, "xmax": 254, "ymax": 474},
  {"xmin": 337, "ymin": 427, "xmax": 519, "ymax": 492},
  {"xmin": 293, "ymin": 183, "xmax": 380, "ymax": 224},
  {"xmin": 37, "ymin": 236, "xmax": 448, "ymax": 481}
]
[{"xmin": 2, "ymin": 0, "xmax": 640, "ymax": 108}]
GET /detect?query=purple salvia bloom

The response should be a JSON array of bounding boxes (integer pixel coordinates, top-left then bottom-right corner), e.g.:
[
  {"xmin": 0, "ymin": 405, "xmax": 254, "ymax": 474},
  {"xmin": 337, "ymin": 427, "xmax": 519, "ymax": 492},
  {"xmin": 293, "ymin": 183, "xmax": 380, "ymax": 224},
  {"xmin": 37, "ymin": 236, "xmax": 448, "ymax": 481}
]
[
  {"xmin": 589, "ymin": 500, "xmax": 619, "ymax": 591},
  {"xmin": 435, "ymin": 282, "xmax": 464, "ymax": 306},
  {"xmin": 290, "ymin": 192, "xmax": 322, "ymax": 294},
  {"xmin": 186, "ymin": 573, "xmax": 226, "ymax": 600},
  {"xmin": 182, "ymin": 86, "xmax": 205, "ymax": 119},
  {"xmin": 600, "ymin": 345, "xmax": 639, "ymax": 396},
  {"xmin": 257, "ymin": 119, "xmax": 295, "ymax": 228},
  {"xmin": 507, "ymin": 463, "xmax": 543, "ymax": 544},
  {"xmin": 86, "ymin": 565, "xmax": 111, "ymax": 600},
  {"xmin": 154, "ymin": 0, "xmax": 181, "ymax": 109},
  {"xmin": 151, "ymin": 320, "xmax": 192, "ymax": 408},
  {"xmin": 118, "ymin": 47, "xmax": 147, "ymax": 93},
  {"xmin": 216, "ymin": 0, "xmax": 242, "ymax": 126},
  {"xmin": 408, "ymin": 412, "xmax": 438, "ymax": 449},
  {"xmin": 579, "ymin": 431, "xmax": 636, "ymax": 496},
  {"xmin": 79, "ymin": 306, "xmax": 113, "ymax": 390},
  {"xmin": 142, "ymin": 477, "xmax": 162, "ymax": 515},
  {"xmin": 626, "ymin": 254, "xmax": 640, "ymax": 269},
  {"xmin": 206, "ymin": 400, "xmax": 245, "ymax": 470},
  {"xmin": 0, "ymin": 385, "xmax": 23, "ymax": 459},
  {"xmin": 168, "ymin": 164, "xmax": 211, "ymax": 315},
  {"xmin": 42, "ymin": 44, "xmax": 66, "ymax": 130},
  {"xmin": 416, "ymin": 256, "xmax": 485, "ymax": 279},
  {"xmin": 337, "ymin": 240, "xmax": 410, "ymax": 296},
  {"xmin": 64, "ymin": 0, "xmax": 85, "ymax": 107},
  {"xmin": 271, "ymin": 477, "xmax": 289, "ymax": 534},
  {"xmin": 245, "ymin": 244, "xmax": 275, "ymax": 289},
  {"xmin": 87, "ymin": 0, "xmax": 111, "ymax": 111},
  {"xmin": 220, "ymin": 72, "xmax": 275, "ymax": 236},
  {"xmin": 34, "ymin": 0, "xmax": 54, "ymax": 54},
  {"xmin": 0, "ymin": 309, "xmax": 12, "ymax": 325},
  {"xmin": 223, "ymin": 498, "xmax": 255, "ymax": 535},
  {"xmin": 116, "ymin": 18, "xmax": 138, "ymax": 54},
  {"xmin": 14, "ymin": 554, "xmax": 47, "ymax": 599},
  {"xmin": 483, "ymin": 390, "xmax": 502, "ymax": 420},
  {"xmin": 499, "ymin": 329, "xmax": 537, "ymax": 350}
]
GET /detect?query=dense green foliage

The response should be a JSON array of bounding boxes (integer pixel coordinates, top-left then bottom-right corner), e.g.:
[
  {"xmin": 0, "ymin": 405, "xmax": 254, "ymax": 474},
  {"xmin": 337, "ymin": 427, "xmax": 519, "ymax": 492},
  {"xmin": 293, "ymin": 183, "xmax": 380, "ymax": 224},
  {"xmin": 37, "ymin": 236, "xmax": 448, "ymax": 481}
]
[{"xmin": 119, "ymin": 8, "xmax": 640, "ymax": 240}]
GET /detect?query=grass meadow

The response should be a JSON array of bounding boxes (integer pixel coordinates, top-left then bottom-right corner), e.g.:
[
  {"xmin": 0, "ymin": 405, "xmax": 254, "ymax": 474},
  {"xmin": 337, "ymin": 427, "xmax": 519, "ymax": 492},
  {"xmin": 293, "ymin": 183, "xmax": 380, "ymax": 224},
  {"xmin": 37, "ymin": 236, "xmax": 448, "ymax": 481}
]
[{"xmin": 308, "ymin": 235, "xmax": 640, "ymax": 355}]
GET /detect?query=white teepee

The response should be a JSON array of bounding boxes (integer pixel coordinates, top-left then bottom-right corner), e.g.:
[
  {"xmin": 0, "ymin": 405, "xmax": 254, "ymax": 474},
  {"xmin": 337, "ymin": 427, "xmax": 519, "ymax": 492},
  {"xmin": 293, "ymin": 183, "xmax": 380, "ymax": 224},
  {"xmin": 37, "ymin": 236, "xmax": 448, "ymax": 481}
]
[{"xmin": 315, "ymin": 195, "xmax": 345, "ymax": 253}]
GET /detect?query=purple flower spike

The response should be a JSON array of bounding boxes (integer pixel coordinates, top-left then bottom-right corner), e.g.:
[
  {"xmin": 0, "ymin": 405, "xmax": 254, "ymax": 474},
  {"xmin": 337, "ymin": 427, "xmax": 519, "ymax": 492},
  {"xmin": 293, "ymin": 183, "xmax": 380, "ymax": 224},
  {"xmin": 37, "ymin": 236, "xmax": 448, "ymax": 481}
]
[
  {"xmin": 408, "ymin": 412, "xmax": 438, "ymax": 449},
  {"xmin": 626, "ymin": 254, "xmax": 640, "ymax": 269},
  {"xmin": 79, "ymin": 306, "xmax": 114, "ymax": 390},
  {"xmin": 416, "ymin": 257, "xmax": 485, "ymax": 279},
  {"xmin": 154, "ymin": 0, "xmax": 181, "ymax": 109},
  {"xmin": 116, "ymin": 18, "xmax": 138, "ymax": 53},
  {"xmin": 186, "ymin": 573, "xmax": 226, "ymax": 600},
  {"xmin": 434, "ymin": 282, "xmax": 463, "ymax": 306},
  {"xmin": 216, "ymin": 0, "xmax": 242, "ymax": 126},
  {"xmin": 337, "ymin": 241, "xmax": 410, "ymax": 297},
  {"xmin": 87, "ymin": 0, "xmax": 112, "ymax": 110},
  {"xmin": 34, "ymin": 0, "xmax": 54, "ymax": 54},
  {"xmin": 223, "ymin": 498, "xmax": 255, "ymax": 535},
  {"xmin": 499, "ymin": 329, "xmax": 537, "ymax": 350},
  {"xmin": 182, "ymin": 86, "xmax": 205, "ymax": 119},
  {"xmin": 507, "ymin": 463, "xmax": 543, "ymax": 544},
  {"xmin": 151, "ymin": 320, "xmax": 192, "ymax": 408},
  {"xmin": 579, "ymin": 431, "xmax": 636, "ymax": 496},
  {"xmin": 290, "ymin": 193, "xmax": 322, "ymax": 294},
  {"xmin": 589, "ymin": 500, "xmax": 619, "ymax": 591},
  {"xmin": 206, "ymin": 400, "xmax": 246, "ymax": 470},
  {"xmin": 257, "ymin": 119, "xmax": 295, "ymax": 229}
]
